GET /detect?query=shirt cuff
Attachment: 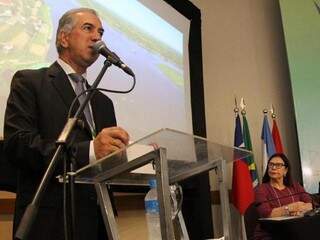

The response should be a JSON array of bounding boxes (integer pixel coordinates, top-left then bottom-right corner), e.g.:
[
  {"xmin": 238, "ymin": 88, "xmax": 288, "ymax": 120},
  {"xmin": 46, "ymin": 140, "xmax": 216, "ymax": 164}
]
[{"xmin": 89, "ymin": 140, "xmax": 96, "ymax": 164}]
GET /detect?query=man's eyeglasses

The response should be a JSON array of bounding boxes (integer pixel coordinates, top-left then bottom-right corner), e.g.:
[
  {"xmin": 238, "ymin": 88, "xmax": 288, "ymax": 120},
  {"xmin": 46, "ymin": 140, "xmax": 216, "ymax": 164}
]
[{"xmin": 268, "ymin": 162, "xmax": 286, "ymax": 169}]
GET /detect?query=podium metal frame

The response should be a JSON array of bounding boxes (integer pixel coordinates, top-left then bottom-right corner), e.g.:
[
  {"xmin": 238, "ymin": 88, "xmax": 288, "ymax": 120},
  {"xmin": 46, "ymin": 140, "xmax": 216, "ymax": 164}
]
[{"xmin": 72, "ymin": 129, "xmax": 251, "ymax": 240}]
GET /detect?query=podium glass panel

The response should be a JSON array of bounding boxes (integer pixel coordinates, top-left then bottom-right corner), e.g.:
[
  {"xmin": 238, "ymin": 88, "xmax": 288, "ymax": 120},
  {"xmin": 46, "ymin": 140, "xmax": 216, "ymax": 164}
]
[
  {"xmin": 73, "ymin": 128, "xmax": 252, "ymax": 240},
  {"xmin": 75, "ymin": 128, "xmax": 251, "ymax": 184}
]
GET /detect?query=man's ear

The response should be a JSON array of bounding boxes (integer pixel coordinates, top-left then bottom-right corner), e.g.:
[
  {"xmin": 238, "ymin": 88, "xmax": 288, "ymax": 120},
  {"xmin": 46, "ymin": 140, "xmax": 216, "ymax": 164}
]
[{"xmin": 59, "ymin": 31, "xmax": 69, "ymax": 49}]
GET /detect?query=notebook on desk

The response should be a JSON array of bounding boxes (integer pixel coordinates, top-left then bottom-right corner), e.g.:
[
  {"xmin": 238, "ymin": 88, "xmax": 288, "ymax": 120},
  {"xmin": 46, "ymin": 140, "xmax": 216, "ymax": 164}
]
[{"xmin": 259, "ymin": 215, "xmax": 302, "ymax": 221}]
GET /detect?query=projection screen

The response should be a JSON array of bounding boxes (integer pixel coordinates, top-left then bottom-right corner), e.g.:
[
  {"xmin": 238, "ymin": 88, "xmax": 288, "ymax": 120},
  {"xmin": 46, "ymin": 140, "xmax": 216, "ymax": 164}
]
[
  {"xmin": 0, "ymin": 0, "xmax": 193, "ymax": 141},
  {"xmin": 279, "ymin": 0, "xmax": 320, "ymax": 193}
]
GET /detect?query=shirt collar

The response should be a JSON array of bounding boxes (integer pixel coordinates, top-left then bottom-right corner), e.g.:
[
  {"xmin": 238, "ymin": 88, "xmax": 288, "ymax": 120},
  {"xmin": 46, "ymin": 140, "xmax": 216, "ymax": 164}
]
[{"xmin": 57, "ymin": 58, "xmax": 87, "ymax": 78}]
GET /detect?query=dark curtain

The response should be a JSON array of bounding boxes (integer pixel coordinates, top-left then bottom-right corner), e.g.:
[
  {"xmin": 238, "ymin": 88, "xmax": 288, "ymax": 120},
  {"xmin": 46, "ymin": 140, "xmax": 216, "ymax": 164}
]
[{"xmin": 163, "ymin": 1, "xmax": 213, "ymax": 239}]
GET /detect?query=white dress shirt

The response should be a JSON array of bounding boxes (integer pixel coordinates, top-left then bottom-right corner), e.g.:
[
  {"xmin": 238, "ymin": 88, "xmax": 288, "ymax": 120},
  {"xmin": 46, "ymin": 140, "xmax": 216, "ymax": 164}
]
[{"xmin": 57, "ymin": 58, "xmax": 97, "ymax": 163}]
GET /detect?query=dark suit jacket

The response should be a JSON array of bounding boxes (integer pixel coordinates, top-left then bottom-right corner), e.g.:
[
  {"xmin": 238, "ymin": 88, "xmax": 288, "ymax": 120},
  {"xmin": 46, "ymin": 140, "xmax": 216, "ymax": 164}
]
[
  {"xmin": 4, "ymin": 62, "xmax": 116, "ymax": 240},
  {"xmin": 0, "ymin": 139, "xmax": 17, "ymax": 192}
]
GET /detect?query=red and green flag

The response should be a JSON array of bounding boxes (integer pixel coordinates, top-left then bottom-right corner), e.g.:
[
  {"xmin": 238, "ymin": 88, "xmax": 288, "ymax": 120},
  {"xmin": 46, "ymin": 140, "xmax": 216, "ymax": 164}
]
[
  {"xmin": 242, "ymin": 115, "xmax": 259, "ymax": 188},
  {"xmin": 232, "ymin": 114, "xmax": 254, "ymax": 215}
]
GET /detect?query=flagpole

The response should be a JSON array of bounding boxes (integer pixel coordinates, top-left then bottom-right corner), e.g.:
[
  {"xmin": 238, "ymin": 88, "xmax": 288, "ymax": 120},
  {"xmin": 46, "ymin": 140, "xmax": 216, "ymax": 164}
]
[
  {"xmin": 241, "ymin": 215, "xmax": 247, "ymax": 240},
  {"xmin": 232, "ymin": 97, "xmax": 254, "ymax": 240},
  {"xmin": 261, "ymin": 109, "xmax": 269, "ymax": 174},
  {"xmin": 239, "ymin": 99, "xmax": 248, "ymax": 240}
]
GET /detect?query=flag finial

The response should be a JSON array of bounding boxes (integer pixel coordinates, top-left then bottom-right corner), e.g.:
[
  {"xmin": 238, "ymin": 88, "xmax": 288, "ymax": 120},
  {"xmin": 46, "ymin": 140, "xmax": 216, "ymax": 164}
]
[
  {"xmin": 234, "ymin": 96, "xmax": 239, "ymax": 115},
  {"xmin": 271, "ymin": 104, "xmax": 276, "ymax": 119},
  {"xmin": 263, "ymin": 108, "xmax": 268, "ymax": 114},
  {"xmin": 240, "ymin": 97, "xmax": 246, "ymax": 115}
]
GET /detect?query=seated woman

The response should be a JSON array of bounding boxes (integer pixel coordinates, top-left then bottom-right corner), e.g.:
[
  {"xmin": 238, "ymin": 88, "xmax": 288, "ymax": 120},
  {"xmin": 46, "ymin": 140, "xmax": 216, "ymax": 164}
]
[{"xmin": 254, "ymin": 153, "xmax": 313, "ymax": 240}]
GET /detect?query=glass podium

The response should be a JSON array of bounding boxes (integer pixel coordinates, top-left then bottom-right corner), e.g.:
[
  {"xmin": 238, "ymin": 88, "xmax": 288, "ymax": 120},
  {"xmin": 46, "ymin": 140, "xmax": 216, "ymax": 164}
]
[{"xmin": 74, "ymin": 128, "xmax": 252, "ymax": 240}]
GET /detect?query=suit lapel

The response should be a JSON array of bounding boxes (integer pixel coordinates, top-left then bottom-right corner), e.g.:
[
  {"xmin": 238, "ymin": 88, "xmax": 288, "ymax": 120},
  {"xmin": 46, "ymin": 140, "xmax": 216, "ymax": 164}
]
[
  {"xmin": 48, "ymin": 62, "xmax": 92, "ymax": 136},
  {"xmin": 49, "ymin": 62, "xmax": 77, "ymax": 112}
]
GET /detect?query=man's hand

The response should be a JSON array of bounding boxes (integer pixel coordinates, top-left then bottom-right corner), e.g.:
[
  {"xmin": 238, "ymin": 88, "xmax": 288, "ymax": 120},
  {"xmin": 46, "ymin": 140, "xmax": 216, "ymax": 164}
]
[{"xmin": 93, "ymin": 126, "xmax": 129, "ymax": 159}]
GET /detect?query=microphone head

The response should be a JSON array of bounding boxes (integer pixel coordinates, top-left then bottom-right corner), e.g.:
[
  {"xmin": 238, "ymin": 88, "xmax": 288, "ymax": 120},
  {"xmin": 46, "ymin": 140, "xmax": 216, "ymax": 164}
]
[
  {"xmin": 92, "ymin": 40, "xmax": 106, "ymax": 54},
  {"xmin": 92, "ymin": 40, "xmax": 135, "ymax": 77}
]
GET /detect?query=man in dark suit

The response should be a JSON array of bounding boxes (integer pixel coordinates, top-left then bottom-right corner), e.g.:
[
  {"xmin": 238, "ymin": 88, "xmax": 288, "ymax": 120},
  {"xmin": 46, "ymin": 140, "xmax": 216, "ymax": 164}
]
[{"xmin": 3, "ymin": 8, "xmax": 129, "ymax": 240}]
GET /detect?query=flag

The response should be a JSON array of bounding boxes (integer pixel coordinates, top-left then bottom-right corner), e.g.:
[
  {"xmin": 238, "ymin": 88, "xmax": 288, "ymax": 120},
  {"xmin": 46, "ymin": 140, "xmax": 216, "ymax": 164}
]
[
  {"xmin": 242, "ymin": 115, "xmax": 259, "ymax": 188},
  {"xmin": 232, "ymin": 114, "xmax": 254, "ymax": 215},
  {"xmin": 272, "ymin": 119, "xmax": 283, "ymax": 153},
  {"xmin": 261, "ymin": 115, "xmax": 275, "ymax": 173}
]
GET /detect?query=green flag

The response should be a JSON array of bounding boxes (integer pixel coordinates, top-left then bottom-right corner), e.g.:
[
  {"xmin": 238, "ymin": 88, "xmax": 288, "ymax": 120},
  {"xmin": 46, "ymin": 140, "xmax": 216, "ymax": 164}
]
[{"xmin": 242, "ymin": 115, "xmax": 259, "ymax": 187}]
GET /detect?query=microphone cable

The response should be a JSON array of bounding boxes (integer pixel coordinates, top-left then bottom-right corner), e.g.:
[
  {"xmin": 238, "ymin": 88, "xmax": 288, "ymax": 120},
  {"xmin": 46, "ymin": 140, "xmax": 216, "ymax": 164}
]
[{"xmin": 67, "ymin": 76, "xmax": 136, "ymax": 119}]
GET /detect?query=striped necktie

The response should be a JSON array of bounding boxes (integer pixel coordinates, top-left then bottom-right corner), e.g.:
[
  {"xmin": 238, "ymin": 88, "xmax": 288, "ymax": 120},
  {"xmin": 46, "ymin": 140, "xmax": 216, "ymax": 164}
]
[{"xmin": 69, "ymin": 73, "xmax": 95, "ymax": 135}]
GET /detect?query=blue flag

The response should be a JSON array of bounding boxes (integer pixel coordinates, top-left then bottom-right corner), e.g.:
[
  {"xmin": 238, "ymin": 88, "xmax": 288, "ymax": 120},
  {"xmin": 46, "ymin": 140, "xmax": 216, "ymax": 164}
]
[
  {"xmin": 261, "ymin": 115, "xmax": 275, "ymax": 173},
  {"xmin": 234, "ymin": 114, "xmax": 244, "ymax": 147}
]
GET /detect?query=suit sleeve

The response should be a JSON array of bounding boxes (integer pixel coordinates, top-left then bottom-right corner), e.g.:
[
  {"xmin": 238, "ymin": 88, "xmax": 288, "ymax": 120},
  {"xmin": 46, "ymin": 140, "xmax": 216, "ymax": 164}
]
[{"xmin": 4, "ymin": 70, "xmax": 59, "ymax": 173}]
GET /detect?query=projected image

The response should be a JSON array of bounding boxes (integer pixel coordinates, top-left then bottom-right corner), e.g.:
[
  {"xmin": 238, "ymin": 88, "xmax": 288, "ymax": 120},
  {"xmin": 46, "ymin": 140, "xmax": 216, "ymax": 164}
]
[
  {"xmin": 280, "ymin": 0, "xmax": 320, "ymax": 193},
  {"xmin": 0, "ymin": 0, "xmax": 52, "ymax": 118},
  {"xmin": 0, "ymin": 0, "xmax": 192, "ymax": 139}
]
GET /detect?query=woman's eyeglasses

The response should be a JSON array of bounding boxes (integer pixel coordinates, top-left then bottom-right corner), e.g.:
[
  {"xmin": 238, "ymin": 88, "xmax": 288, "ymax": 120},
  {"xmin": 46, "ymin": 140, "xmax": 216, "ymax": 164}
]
[{"xmin": 268, "ymin": 162, "xmax": 286, "ymax": 169}]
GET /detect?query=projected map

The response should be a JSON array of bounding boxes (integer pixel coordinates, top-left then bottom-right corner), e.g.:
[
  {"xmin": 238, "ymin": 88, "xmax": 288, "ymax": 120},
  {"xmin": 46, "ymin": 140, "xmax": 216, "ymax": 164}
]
[{"xmin": 0, "ymin": 0, "xmax": 191, "ymax": 139}]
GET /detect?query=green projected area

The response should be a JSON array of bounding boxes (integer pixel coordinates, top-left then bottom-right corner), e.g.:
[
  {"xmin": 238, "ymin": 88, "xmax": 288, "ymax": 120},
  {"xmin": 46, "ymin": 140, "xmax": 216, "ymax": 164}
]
[
  {"xmin": 280, "ymin": 0, "xmax": 320, "ymax": 193},
  {"xmin": 0, "ymin": 1, "xmax": 52, "ymax": 72}
]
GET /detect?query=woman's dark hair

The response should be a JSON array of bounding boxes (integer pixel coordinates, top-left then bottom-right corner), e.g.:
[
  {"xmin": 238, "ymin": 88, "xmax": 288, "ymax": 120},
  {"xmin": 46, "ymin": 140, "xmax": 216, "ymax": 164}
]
[{"xmin": 262, "ymin": 153, "xmax": 293, "ymax": 186}]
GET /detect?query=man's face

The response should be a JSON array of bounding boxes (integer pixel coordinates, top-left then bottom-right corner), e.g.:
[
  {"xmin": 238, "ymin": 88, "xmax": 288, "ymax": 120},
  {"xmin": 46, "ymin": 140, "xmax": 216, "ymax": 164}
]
[{"xmin": 60, "ymin": 11, "xmax": 104, "ymax": 71}]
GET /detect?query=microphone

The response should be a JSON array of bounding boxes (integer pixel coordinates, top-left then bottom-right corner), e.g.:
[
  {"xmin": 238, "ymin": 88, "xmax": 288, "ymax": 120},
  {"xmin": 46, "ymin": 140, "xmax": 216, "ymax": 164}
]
[{"xmin": 93, "ymin": 40, "xmax": 135, "ymax": 77}]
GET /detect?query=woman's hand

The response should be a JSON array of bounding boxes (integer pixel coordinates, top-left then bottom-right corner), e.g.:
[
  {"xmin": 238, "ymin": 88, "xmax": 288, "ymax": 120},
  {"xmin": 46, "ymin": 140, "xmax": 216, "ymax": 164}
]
[{"xmin": 287, "ymin": 202, "xmax": 312, "ymax": 216}]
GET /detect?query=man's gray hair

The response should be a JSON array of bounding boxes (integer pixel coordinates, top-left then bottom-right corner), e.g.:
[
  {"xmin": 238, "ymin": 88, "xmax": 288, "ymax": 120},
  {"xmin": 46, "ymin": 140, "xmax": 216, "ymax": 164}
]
[{"xmin": 56, "ymin": 8, "xmax": 99, "ymax": 54}]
